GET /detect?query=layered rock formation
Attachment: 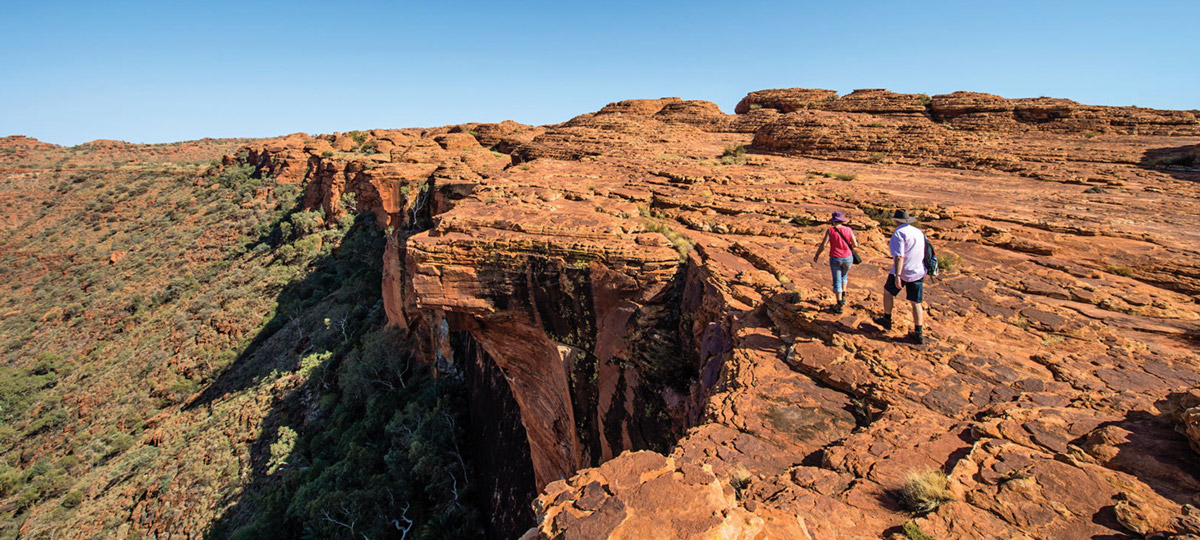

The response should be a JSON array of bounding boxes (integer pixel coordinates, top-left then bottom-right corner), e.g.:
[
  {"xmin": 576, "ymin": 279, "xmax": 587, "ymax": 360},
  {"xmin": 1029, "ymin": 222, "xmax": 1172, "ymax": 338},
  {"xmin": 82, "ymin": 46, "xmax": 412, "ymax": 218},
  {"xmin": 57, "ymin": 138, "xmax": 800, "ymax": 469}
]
[
  {"xmin": 738, "ymin": 87, "xmax": 1200, "ymax": 136},
  {"xmin": 226, "ymin": 87, "xmax": 1200, "ymax": 539}
]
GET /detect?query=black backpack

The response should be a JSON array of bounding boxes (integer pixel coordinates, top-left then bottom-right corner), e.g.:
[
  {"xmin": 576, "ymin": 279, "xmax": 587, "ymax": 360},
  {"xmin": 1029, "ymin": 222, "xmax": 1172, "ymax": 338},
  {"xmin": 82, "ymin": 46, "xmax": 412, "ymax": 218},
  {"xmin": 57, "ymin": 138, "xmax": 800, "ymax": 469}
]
[{"xmin": 922, "ymin": 231, "xmax": 939, "ymax": 278}]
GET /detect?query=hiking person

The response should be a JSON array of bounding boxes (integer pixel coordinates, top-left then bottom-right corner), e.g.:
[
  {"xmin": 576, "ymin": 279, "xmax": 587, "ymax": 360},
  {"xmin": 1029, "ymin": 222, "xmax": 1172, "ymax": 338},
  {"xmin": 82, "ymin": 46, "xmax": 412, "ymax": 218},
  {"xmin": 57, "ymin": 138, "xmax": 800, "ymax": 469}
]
[
  {"xmin": 873, "ymin": 209, "xmax": 927, "ymax": 344},
  {"xmin": 811, "ymin": 211, "xmax": 859, "ymax": 314}
]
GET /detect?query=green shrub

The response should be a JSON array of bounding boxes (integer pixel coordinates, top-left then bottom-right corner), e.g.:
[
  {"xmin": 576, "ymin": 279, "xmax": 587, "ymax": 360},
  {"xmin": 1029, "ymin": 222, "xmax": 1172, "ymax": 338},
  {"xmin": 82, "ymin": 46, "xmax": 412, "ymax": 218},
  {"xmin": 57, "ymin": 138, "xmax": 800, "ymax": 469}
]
[
  {"xmin": 936, "ymin": 252, "xmax": 961, "ymax": 273},
  {"xmin": 57, "ymin": 455, "xmax": 80, "ymax": 471},
  {"xmin": 0, "ymin": 465, "xmax": 18, "ymax": 496},
  {"xmin": 13, "ymin": 459, "xmax": 69, "ymax": 509},
  {"xmin": 275, "ymin": 184, "xmax": 301, "ymax": 205},
  {"xmin": 643, "ymin": 219, "xmax": 694, "ymax": 259},
  {"xmin": 290, "ymin": 210, "xmax": 324, "ymax": 236},
  {"xmin": 347, "ymin": 130, "xmax": 368, "ymax": 145},
  {"xmin": 722, "ymin": 144, "xmax": 746, "ymax": 158},
  {"xmin": 862, "ymin": 206, "xmax": 893, "ymax": 227},
  {"xmin": 26, "ymin": 402, "xmax": 69, "ymax": 436},
  {"xmin": 267, "ymin": 426, "xmax": 298, "ymax": 475},
  {"xmin": 217, "ymin": 164, "xmax": 256, "ymax": 188},
  {"xmin": 823, "ymin": 171, "xmax": 857, "ymax": 181},
  {"xmin": 61, "ymin": 489, "xmax": 85, "ymax": 508},
  {"xmin": 167, "ymin": 377, "xmax": 200, "ymax": 401},
  {"xmin": 720, "ymin": 144, "xmax": 748, "ymax": 165},
  {"xmin": 292, "ymin": 235, "xmax": 322, "ymax": 262},
  {"xmin": 220, "ymin": 341, "xmax": 484, "ymax": 540},
  {"xmin": 902, "ymin": 520, "xmax": 936, "ymax": 540},
  {"xmin": 297, "ymin": 352, "xmax": 330, "ymax": 379},
  {"xmin": 107, "ymin": 432, "xmax": 136, "ymax": 457}
]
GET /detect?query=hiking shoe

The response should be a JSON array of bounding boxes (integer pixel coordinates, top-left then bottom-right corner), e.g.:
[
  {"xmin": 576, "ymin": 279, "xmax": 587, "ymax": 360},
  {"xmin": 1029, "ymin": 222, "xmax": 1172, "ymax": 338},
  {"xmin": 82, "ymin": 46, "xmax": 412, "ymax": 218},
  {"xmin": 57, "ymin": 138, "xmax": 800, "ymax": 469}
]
[
  {"xmin": 833, "ymin": 300, "xmax": 845, "ymax": 314},
  {"xmin": 872, "ymin": 315, "xmax": 892, "ymax": 331},
  {"xmin": 909, "ymin": 330, "xmax": 926, "ymax": 345}
]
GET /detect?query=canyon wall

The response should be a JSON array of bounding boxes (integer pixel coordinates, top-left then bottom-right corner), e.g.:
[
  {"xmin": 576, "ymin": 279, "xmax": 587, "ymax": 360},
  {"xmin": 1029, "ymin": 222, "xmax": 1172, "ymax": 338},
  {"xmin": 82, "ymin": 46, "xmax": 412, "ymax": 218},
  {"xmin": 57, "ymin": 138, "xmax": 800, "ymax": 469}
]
[{"xmin": 225, "ymin": 87, "xmax": 1200, "ymax": 539}]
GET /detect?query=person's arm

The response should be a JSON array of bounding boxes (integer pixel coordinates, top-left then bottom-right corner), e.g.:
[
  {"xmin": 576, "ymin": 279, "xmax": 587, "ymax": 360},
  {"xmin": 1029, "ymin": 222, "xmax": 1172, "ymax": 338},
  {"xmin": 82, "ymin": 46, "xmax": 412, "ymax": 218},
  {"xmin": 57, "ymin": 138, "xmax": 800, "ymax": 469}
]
[
  {"xmin": 812, "ymin": 229, "xmax": 828, "ymax": 262},
  {"xmin": 849, "ymin": 228, "xmax": 859, "ymax": 248},
  {"xmin": 888, "ymin": 230, "xmax": 904, "ymax": 286}
]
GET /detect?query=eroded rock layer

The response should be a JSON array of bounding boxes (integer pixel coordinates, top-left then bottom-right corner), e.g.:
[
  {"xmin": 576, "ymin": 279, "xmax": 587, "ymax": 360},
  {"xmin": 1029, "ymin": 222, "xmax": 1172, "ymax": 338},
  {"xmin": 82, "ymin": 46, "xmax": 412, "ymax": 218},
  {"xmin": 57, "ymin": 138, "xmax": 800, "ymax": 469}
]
[{"xmin": 132, "ymin": 87, "xmax": 1200, "ymax": 538}]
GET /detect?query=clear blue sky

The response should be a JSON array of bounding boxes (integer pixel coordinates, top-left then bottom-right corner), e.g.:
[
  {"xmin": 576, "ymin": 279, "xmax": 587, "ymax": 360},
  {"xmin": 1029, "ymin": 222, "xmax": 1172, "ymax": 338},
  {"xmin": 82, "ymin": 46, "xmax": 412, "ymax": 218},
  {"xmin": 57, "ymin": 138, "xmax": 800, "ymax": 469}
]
[{"xmin": 2, "ymin": 0, "xmax": 1197, "ymax": 146}]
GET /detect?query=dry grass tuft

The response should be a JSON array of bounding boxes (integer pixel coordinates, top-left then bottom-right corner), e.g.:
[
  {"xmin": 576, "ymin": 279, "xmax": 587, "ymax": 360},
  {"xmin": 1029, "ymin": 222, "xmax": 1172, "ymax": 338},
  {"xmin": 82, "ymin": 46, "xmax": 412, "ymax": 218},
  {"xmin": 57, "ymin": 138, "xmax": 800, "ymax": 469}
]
[
  {"xmin": 730, "ymin": 466, "xmax": 753, "ymax": 500},
  {"xmin": 900, "ymin": 470, "xmax": 954, "ymax": 513}
]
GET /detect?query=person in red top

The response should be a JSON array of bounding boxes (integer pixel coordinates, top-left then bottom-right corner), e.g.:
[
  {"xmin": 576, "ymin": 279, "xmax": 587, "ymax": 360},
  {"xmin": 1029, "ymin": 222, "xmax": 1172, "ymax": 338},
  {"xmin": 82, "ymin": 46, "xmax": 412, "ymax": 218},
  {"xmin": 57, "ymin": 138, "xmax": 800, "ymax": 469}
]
[{"xmin": 811, "ymin": 211, "xmax": 859, "ymax": 314}]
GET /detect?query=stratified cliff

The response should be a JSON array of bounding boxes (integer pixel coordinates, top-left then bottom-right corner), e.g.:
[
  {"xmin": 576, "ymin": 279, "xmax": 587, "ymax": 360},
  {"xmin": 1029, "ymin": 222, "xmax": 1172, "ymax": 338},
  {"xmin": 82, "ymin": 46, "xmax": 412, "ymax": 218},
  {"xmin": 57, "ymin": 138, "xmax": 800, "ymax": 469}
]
[
  {"xmin": 2, "ymin": 87, "xmax": 1200, "ymax": 539},
  {"xmin": 225, "ymin": 89, "xmax": 1200, "ymax": 539}
]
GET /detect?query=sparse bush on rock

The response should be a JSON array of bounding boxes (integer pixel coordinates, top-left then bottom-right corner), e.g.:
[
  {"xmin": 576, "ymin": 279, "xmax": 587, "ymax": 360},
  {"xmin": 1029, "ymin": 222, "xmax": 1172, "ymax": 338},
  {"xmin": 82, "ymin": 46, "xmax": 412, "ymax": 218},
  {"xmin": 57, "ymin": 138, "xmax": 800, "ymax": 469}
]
[{"xmin": 900, "ymin": 470, "xmax": 954, "ymax": 513}]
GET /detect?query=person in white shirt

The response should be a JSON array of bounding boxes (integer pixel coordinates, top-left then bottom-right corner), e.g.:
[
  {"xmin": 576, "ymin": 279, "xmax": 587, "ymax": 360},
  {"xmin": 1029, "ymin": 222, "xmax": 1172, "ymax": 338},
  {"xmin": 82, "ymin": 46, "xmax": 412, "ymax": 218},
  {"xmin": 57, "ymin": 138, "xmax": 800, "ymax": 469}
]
[{"xmin": 873, "ymin": 209, "xmax": 927, "ymax": 344}]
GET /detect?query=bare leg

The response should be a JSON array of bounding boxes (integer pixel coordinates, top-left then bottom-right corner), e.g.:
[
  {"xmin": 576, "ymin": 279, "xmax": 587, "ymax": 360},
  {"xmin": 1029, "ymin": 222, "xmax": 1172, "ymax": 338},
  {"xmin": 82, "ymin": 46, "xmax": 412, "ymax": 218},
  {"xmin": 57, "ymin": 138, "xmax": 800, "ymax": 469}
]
[
  {"xmin": 883, "ymin": 290, "xmax": 894, "ymax": 317},
  {"xmin": 912, "ymin": 302, "xmax": 924, "ymax": 327}
]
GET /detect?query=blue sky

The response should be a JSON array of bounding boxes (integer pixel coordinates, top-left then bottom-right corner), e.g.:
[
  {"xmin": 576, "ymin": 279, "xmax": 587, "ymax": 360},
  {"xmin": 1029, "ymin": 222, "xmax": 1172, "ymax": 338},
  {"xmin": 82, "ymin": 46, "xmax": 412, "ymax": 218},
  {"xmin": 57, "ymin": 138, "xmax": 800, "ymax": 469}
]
[{"xmin": 2, "ymin": 0, "xmax": 1197, "ymax": 145}]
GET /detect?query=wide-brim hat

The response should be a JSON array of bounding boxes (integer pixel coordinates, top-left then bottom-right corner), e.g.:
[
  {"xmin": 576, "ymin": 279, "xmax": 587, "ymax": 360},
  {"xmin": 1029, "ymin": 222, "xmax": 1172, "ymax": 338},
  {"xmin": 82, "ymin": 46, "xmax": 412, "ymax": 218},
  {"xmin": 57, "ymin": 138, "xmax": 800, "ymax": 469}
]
[
  {"xmin": 828, "ymin": 211, "xmax": 848, "ymax": 223},
  {"xmin": 891, "ymin": 209, "xmax": 918, "ymax": 224}
]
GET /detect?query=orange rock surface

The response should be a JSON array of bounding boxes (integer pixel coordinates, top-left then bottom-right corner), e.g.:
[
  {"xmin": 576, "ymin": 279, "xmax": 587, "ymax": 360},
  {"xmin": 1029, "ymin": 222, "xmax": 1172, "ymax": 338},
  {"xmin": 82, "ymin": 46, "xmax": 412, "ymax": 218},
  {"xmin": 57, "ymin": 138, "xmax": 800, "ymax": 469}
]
[{"xmin": 228, "ymin": 87, "xmax": 1200, "ymax": 539}]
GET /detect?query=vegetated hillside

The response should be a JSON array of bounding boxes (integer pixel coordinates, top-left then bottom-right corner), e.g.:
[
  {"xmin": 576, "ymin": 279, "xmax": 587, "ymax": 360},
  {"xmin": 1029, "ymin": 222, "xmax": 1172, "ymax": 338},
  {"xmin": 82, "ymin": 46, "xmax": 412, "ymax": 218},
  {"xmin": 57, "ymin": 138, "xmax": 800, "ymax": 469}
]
[{"xmin": 0, "ymin": 140, "xmax": 482, "ymax": 539}]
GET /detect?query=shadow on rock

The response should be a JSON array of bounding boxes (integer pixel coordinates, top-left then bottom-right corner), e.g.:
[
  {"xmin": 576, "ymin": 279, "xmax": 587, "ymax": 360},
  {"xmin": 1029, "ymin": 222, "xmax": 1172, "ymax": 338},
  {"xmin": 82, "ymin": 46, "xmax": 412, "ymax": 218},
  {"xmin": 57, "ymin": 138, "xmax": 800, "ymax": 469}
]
[
  {"xmin": 1140, "ymin": 144, "xmax": 1200, "ymax": 182},
  {"xmin": 1077, "ymin": 403, "xmax": 1200, "ymax": 506}
]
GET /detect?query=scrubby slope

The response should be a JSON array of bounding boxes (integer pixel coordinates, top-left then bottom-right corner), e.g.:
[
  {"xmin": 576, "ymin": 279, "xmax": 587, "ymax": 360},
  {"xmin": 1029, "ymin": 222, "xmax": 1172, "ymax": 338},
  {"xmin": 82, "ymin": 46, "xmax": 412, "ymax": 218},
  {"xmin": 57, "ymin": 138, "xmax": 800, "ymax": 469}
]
[{"xmin": 0, "ymin": 139, "xmax": 483, "ymax": 539}]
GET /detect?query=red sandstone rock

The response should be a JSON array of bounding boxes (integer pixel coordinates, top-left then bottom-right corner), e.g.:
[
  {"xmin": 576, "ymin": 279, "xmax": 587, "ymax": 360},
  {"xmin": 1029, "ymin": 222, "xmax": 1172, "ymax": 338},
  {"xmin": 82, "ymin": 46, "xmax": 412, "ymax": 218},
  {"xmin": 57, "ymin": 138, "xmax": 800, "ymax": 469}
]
[
  {"xmin": 652, "ymin": 100, "xmax": 731, "ymax": 132},
  {"xmin": 452, "ymin": 120, "xmax": 542, "ymax": 153},
  {"xmin": 817, "ymin": 88, "xmax": 930, "ymax": 115},
  {"xmin": 927, "ymin": 90, "xmax": 1200, "ymax": 136},
  {"xmin": 1174, "ymin": 388, "xmax": 1200, "ymax": 455},
  {"xmin": 0, "ymin": 135, "xmax": 59, "ymax": 151},
  {"xmin": 734, "ymin": 88, "xmax": 839, "ymax": 114},
  {"xmin": 596, "ymin": 97, "xmax": 683, "ymax": 116},
  {"xmin": 751, "ymin": 109, "xmax": 967, "ymax": 165}
]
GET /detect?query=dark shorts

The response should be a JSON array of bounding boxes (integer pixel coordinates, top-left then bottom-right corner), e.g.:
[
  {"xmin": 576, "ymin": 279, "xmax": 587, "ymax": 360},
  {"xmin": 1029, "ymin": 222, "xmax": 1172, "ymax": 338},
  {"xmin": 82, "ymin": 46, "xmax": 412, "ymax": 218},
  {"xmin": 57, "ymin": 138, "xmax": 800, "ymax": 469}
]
[{"xmin": 884, "ymin": 275, "xmax": 924, "ymax": 303}]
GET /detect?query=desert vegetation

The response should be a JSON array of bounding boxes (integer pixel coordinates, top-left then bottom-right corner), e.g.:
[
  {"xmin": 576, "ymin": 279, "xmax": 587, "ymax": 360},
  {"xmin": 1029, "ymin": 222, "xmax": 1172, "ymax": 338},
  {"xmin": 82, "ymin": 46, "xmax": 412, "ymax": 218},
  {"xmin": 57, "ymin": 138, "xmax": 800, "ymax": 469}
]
[
  {"xmin": 899, "ymin": 470, "xmax": 954, "ymax": 513},
  {"xmin": 0, "ymin": 144, "xmax": 480, "ymax": 539}
]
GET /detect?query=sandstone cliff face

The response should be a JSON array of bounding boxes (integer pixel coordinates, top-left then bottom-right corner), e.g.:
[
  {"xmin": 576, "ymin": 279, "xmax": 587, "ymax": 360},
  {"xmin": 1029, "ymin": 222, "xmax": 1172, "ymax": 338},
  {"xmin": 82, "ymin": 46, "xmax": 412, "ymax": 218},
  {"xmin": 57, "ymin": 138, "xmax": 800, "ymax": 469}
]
[
  {"xmin": 229, "ymin": 89, "xmax": 1200, "ymax": 538},
  {"xmin": 406, "ymin": 160, "xmax": 691, "ymax": 488},
  {"xmin": 750, "ymin": 109, "xmax": 969, "ymax": 166},
  {"xmin": 738, "ymin": 87, "xmax": 1200, "ymax": 137},
  {"xmin": 748, "ymin": 89, "xmax": 1200, "ymax": 176},
  {"xmin": 224, "ymin": 89, "xmax": 1200, "ymax": 539}
]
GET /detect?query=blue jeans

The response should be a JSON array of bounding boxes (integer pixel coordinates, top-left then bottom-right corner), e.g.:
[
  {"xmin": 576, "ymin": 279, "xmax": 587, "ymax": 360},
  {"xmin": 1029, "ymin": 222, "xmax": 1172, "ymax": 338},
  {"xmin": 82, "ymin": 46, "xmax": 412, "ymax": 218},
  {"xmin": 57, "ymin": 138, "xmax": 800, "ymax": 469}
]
[{"xmin": 829, "ymin": 257, "xmax": 853, "ymax": 293}]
